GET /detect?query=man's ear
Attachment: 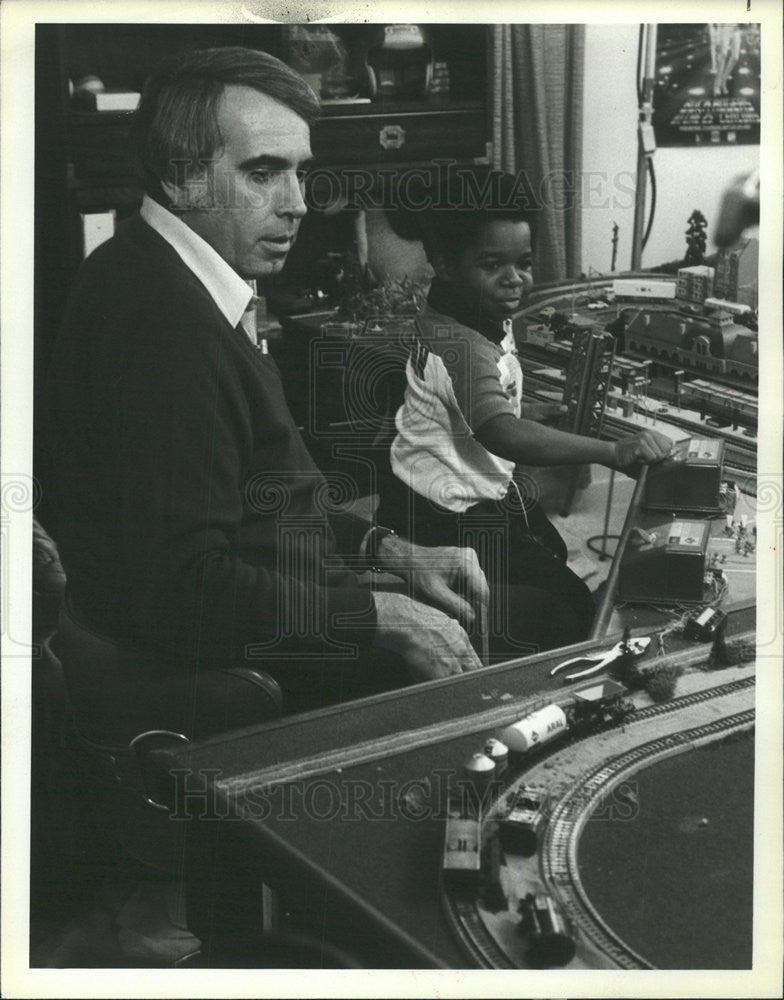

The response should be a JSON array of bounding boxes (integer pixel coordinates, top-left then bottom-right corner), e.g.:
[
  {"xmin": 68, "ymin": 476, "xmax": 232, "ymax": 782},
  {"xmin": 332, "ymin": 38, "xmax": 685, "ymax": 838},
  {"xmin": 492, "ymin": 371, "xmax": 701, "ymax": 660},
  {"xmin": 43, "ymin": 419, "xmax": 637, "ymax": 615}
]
[{"xmin": 160, "ymin": 171, "xmax": 211, "ymax": 212}]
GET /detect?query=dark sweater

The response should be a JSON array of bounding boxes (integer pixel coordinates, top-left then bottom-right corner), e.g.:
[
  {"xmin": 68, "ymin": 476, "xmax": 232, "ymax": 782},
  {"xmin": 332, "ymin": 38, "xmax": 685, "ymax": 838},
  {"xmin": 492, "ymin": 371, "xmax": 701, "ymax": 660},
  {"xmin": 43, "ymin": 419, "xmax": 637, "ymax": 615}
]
[{"xmin": 44, "ymin": 214, "xmax": 376, "ymax": 663}]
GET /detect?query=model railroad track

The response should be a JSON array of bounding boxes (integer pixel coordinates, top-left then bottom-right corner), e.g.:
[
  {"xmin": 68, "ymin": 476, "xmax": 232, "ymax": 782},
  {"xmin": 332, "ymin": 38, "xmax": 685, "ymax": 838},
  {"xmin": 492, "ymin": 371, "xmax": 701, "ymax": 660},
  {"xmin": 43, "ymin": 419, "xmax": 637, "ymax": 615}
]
[
  {"xmin": 442, "ymin": 892, "xmax": 519, "ymax": 970},
  {"xmin": 521, "ymin": 361, "xmax": 757, "ymax": 480},
  {"xmin": 626, "ymin": 674, "xmax": 755, "ymax": 722},
  {"xmin": 541, "ymin": 708, "xmax": 755, "ymax": 969},
  {"xmin": 441, "ymin": 672, "xmax": 755, "ymax": 968}
]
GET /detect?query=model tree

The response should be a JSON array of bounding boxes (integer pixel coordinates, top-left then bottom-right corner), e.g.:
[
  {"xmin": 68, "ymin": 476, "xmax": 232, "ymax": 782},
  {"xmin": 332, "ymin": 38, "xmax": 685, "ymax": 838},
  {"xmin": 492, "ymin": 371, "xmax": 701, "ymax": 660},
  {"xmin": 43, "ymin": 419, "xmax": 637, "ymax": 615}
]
[
  {"xmin": 645, "ymin": 663, "xmax": 681, "ymax": 703},
  {"xmin": 684, "ymin": 210, "xmax": 708, "ymax": 265}
]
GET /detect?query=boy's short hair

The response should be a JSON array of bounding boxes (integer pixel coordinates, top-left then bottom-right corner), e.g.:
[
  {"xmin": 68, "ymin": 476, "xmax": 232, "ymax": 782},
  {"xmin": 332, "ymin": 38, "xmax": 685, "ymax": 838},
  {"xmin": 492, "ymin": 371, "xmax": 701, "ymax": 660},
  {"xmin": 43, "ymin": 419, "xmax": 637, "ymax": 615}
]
[
  {"xmin": 132, "ymin": 47, "xmax": 321, "ymax": 203},
  {"xmin": 419, "ymin": 168, "xmax": 539, "ymax": 261}
]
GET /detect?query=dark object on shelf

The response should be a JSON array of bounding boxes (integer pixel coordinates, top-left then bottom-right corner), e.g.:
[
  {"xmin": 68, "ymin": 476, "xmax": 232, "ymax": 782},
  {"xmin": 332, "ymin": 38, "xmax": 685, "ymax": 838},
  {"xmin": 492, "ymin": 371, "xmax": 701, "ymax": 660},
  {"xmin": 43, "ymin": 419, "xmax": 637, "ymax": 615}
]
[
  {"xmin": 644, "ymin": 437, "xmax": 725, "ymax": 514},
  {"xmin": 618, "ymin": 518, "xmax": 710, "ymax": 604},
  {"xmin": 518, "ymin": 893, "xmax": 577, "ymax": 968},
  {"xmin": 366, "ymin": 25, "xmax": 432, "ymax": 100},
  {"xmin": 683, "ymin": 606, "xmax": 728, "ymax": 642}
]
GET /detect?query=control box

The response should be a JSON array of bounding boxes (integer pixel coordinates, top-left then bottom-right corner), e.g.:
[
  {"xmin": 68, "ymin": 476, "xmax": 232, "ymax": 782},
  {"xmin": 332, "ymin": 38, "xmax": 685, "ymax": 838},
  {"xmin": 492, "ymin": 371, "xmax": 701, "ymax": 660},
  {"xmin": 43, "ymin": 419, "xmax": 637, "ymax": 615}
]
[
  {"xmin": 618, "ymin": 519, "xmax": 711, "ymax": 604},
  {"xmin": 644, "ymin": 437, "xmax": 725, "ymax": 513}
]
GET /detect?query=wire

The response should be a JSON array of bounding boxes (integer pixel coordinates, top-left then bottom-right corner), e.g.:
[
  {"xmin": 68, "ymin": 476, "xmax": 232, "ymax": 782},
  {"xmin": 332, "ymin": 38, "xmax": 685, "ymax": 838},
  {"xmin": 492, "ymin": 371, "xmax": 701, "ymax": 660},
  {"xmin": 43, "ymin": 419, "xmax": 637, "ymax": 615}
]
[
  {"xmin": 586, "ymin": 533, "xmax": 620, "ymax": 559},
  {"xmin": 642, "ymin": 156, "xmax": 657, "ymax": 250}
]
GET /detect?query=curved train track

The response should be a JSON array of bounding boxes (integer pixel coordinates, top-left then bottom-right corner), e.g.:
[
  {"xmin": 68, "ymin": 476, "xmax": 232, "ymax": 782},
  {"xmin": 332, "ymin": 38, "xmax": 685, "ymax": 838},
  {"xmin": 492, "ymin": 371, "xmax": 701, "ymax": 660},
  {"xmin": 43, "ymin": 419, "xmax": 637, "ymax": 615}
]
[
  {"xmin": 541, "ymin": 708, "xmax": 755, "ymax": 969},
  {"xmin": 441, "ymin": 673, "xmax": 756, "ymax": 969}
]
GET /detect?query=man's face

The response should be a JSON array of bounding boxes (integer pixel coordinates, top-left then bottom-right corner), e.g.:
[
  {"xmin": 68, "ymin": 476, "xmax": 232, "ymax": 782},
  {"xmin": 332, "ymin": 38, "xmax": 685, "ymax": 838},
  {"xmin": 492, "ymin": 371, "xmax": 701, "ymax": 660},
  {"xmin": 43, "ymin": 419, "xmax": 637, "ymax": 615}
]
[
  {"xmin": 444, "ymin": 219, "xmax": 534, "ymax": 324},
  {"xmin": 177, "ymin": 85, "xmax": 313, "ymax": 279}
]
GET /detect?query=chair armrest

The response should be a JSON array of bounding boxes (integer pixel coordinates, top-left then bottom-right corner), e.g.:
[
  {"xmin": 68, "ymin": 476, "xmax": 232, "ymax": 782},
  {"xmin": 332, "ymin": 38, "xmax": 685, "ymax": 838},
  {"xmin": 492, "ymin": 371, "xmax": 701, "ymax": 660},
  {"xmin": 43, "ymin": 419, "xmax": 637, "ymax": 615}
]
[{"xmin": 219, "ymin": 667, "xmax": 283, "ymax": 718}]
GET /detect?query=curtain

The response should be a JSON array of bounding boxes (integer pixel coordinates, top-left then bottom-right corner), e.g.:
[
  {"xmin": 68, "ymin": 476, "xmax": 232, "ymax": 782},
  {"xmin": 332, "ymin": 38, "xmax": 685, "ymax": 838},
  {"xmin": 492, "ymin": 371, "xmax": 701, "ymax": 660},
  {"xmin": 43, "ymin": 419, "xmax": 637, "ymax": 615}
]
[{"xmin": 492, "ymin": 24, "xmax": 585, "ymax": 282}]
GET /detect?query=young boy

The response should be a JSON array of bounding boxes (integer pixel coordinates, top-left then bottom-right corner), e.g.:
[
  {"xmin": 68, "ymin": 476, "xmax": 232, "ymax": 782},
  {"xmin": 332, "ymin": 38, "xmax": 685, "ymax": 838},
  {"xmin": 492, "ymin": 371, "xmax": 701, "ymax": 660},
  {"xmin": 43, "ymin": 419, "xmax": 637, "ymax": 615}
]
[{"xmin": 374, "ymin": 171, "xmax": 672, "ymax": 658}]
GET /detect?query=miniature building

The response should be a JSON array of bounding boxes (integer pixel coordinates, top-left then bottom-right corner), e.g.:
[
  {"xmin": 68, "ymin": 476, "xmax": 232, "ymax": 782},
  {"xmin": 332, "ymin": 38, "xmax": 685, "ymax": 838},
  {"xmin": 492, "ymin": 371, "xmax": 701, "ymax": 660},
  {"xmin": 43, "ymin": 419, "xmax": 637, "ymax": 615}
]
[
  {"xmin": 625, "ymin": 307, "xmax": 758, "ymax": 382},
  {"xmin": 713, "ymin": 238, "xmax": 759, "ymax": 307},
  {"xmin": 676, "ymin": 265, "xmax": 715, "ymax": 304}
]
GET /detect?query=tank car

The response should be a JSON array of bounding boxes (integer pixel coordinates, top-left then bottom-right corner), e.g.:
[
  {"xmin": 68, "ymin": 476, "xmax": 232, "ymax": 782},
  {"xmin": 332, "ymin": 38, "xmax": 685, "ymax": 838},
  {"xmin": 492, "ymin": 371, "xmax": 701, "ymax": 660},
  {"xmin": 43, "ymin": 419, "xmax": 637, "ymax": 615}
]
[{"xmin": 498, "ymin": 703, "xmax": 568, "ymax": 754}]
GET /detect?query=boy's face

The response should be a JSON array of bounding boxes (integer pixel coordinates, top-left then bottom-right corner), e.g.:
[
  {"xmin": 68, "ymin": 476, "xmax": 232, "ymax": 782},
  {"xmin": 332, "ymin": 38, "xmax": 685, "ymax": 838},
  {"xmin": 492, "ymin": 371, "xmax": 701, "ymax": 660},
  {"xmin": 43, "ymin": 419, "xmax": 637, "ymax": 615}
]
[{"xmin": 443, "ymin": 219, "xmax": 534, "ymax": 324}]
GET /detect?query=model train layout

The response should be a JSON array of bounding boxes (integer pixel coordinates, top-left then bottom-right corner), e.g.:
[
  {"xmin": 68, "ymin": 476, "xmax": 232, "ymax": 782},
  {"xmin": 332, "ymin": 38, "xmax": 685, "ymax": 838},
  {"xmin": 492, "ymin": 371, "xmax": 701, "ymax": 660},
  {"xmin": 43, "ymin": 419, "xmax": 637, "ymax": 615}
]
[
  {"xmin": 515, "ymin": 262, "xmax": 759, "ymax": 481},
  {"xmin": 442, "ymin": 678, "xmax": 638, "ymax": 890},
  {"xmin": 439, "ymin": 635, "xmax": 756, "ymax": 970}
]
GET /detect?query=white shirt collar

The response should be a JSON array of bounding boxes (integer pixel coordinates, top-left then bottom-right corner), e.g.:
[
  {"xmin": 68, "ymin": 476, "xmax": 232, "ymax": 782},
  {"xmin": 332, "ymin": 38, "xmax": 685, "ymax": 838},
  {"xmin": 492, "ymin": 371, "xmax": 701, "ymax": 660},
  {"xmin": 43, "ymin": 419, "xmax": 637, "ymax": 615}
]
[{"xmin": 140, "ymin": 195, "xmax": 254, "ymax": 330}]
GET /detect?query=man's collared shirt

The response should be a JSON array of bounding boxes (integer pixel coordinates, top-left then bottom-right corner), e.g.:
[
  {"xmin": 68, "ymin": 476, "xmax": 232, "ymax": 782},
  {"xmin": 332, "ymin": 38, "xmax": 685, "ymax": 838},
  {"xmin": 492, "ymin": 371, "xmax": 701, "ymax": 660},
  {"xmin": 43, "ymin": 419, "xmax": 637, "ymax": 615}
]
[{"xmin": 140, "ymin": 195, "xmax": 258, "ymax": 343}]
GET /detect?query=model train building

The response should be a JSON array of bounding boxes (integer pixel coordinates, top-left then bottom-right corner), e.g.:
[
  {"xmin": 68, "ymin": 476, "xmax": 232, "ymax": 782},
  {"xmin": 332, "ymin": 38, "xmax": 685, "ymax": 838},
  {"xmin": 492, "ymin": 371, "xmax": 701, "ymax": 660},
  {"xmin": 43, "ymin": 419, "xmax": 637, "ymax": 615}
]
[{"xmin": 523, "ymin": 267, "xmax": 758, "ymax": 393}]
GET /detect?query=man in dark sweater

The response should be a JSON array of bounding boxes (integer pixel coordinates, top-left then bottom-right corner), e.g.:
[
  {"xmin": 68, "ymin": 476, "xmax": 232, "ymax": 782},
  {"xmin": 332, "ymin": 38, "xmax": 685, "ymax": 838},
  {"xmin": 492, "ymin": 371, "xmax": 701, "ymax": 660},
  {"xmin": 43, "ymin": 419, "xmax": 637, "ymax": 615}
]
[{"xmin": 44, "ymin": 48, "xmax": 486, "ymax": 721}]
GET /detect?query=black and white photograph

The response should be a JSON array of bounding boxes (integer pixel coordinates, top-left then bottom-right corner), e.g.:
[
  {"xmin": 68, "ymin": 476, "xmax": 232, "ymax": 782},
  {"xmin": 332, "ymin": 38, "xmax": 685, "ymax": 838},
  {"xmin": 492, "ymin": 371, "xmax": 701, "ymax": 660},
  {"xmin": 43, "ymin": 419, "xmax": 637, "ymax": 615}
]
[{"xmin": 2, "ymin": 1, "xmax": 782, "ymax": 996}]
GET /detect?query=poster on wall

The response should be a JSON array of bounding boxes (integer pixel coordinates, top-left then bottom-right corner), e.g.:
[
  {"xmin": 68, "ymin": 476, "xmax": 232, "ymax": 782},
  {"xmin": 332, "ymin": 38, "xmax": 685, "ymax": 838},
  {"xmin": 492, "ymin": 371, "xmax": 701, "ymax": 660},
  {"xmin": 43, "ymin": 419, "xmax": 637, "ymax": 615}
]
[{"xmin": 653, "ymin": 23, "xmax": 760, "ymax": 146}]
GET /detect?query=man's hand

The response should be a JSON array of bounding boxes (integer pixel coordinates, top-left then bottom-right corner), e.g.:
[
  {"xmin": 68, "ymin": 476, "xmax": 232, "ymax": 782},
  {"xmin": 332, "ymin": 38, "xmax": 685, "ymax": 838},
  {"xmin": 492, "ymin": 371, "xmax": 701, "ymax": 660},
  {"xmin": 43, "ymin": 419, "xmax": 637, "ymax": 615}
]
[
  {"xmin": 372, "ymin": 591, "xmax": 482, "ymax": 680},
  {"xmin": 374, "ymin": 533, "xmax": 490, "ymax": 631},
  {"xmin": 612, "ymin": 429, "xmax": 673, "ymax": 470},
  {"xmin": 520, "ymin": 401, "xmax": 568, "ymax": 423}
]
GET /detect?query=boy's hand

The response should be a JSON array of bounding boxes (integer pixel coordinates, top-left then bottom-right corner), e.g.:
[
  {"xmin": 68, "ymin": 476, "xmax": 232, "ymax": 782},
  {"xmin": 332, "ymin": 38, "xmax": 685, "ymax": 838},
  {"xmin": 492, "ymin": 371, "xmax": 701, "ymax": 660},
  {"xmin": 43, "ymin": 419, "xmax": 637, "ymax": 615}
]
[
  {"xmin": 612, "ymin": 430, "xmax": 673, "ymax": 470},
  {"xmin": 520, "ymin": 401, "xmax": 568, "ymax": 423}
]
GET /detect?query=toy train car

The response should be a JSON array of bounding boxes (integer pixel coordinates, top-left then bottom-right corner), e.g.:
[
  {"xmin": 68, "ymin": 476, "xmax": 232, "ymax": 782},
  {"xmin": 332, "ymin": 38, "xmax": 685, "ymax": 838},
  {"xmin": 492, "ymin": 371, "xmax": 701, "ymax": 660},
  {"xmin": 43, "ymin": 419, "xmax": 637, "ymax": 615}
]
[
  {"xmin": 703, "ymin": 297, "xmax": 752, "ymax": 316},
  {"xmin": 443, "ymin": 685, "xmax": 636, "ymax": 881},
  {"xmin": 497, "ymin": 685, "xmax": 635, "ymax": 763},
  {"xmin": 568, "ymin": 678, "xmax": 635, "ymax": 729},
  {"xmin": 613, "ymin": 278, "xmax": 677, "ymax": 303},
  {"xmin": 518, "ymin": 892, "xmax": 577, "ymax": 968},
  {"xmin": 499, "ymin": 704, "xmax": 568, "ymax": 754},
  {"xmin": 684, "ymin": 378, "xmax": 758, "ymax": 429},
  {"xmin": 498, "ymin": 784, "xmax": 548, "ymax": 856},
  {"xmin": 442, "ymin": 800, "xmax": 482, "ymax": 887}
]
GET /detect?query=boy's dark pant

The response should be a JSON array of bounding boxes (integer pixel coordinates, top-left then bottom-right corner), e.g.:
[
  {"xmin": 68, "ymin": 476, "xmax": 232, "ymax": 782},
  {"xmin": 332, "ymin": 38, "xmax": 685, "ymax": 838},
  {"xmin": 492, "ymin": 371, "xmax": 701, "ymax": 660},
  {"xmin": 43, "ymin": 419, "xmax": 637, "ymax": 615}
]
[{"xmin": 377, "ymin": 480, "xmax": 596, "ymax": 661}]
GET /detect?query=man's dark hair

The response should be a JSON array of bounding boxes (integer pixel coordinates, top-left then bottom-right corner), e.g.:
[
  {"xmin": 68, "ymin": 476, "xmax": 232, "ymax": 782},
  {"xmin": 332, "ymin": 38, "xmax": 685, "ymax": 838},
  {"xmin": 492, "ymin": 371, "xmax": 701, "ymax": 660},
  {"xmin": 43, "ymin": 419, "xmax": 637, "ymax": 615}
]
[
  {"xmin": 417, "ymin": 168, "xmax": 539, "ymax": 261},
  {"xmin": 132, "ymin": 47, "xmax": 321, "ymax": 203}
]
